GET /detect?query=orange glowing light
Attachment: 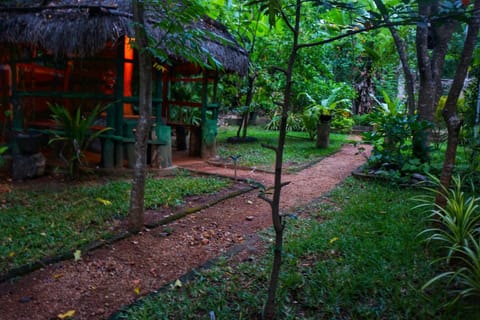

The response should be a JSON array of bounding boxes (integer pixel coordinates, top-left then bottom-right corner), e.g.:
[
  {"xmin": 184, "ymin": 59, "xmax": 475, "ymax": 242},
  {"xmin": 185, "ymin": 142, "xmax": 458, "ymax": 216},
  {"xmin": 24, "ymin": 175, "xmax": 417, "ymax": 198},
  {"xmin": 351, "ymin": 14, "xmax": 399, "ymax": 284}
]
[{"xmin": 124, "ymin": 37, "xmax": 134, "ymax": 115}]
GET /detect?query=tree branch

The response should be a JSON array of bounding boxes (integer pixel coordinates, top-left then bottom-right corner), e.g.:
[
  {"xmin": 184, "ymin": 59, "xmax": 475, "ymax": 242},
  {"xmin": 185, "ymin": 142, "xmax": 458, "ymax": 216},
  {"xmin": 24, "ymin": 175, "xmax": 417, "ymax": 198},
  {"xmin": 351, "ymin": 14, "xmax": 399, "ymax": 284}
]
[
  {"xmin": 261, "ymin": 143, "xmax": 278, "ymax": 153},
  {"xmin": 270, "ymin": 66, "xmax": 287, "ymax": 75},
  {"xmin": 295, "ymin": 4, "xmax": 480, "ymax": 51},
  {"xmin": 280, "ymin": 7, "xmax": 295, "ymax": 33},
  {"xmin": 279, "ymin": 181, "xmax": 291, "ymax": 189},
  {"xmin": 296, "ymin": 20, "xmax": 396, "ymax": 50},
  {"xmin": 259, "ymin": 192, "xmax": 273, "ymax": 206},
  {"xmin": 258, "ymin": 181, "xmax": 290, "ymax": 208}
]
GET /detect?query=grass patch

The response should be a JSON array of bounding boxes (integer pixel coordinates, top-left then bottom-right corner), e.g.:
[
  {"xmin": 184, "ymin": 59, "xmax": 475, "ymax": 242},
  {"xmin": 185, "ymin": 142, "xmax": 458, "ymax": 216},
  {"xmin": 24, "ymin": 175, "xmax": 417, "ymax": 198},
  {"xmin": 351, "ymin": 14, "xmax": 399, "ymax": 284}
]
[
  {"xmin": 216, "ymin": 126, "xmax": 350, "ymax": 171},
  {"xmin": 114, "ymin": 178, "xmax": 479, "ymax": 319},
  {"xmin": 0, "ymin": 173, "xmax": 230, "ymax": 274}
]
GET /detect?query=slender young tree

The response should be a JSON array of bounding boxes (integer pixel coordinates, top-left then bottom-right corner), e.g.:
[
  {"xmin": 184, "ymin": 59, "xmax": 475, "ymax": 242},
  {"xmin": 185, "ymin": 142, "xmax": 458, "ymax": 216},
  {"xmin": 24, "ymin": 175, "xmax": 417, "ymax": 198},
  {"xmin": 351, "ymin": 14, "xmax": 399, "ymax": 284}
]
[
  {"xmin": 259, "ymin": 1, "xmax": 300, "ymax": 316},
  {"xmin": 373, "ymin": 0, "xmax": 416, "ymax": 115},
  {"xmin": 128, "ymin": 0, "xmax": 212, "ymax": 233},
  {"xmin": 253, "ymin": 0, "xmax": 385, "ymax": 318},
  {"xmin": 203, "ymin": 0, "xmax": 268, "ymax": 141}
]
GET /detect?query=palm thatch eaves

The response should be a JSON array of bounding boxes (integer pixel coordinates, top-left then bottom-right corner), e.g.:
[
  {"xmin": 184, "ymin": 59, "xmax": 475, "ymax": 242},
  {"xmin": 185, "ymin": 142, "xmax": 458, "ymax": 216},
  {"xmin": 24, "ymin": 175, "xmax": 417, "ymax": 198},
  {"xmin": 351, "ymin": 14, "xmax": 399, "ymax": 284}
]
[{"xmin": 0, "ymin": 0, "xmax": 249, "ymax": 75}]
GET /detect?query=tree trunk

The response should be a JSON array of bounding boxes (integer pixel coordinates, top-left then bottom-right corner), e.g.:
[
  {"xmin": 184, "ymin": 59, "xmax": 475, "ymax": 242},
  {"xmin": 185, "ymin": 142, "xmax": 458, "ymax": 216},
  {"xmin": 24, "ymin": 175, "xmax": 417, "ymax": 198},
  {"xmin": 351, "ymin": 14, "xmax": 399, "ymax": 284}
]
[
  {"xmin": 238, "ymin": 112, "xmax": 248, "ymax": 138},
  {"xmin": 354, "ymin": 62, "xmax": 375, "ymax": 114},
  {"xmin": 264, "ymin": 227, "xmax": 284, "ymax": 319},
  {"xmin": 243, "ymin": 74, "xmax": 257, "ymax": 139},
  {"xmin": 475, "ymin": 77, "xmax": 480, "ymax": 140},
  {"xmin": 263, "ymin": 2, "xmax": 300, "ymax": 318},
  {"xmin": 388, "ymin": 28, "xmax": 415, "ymax": 115},
  {"xmin": 373, "ymin": 0, "xmax": 416, "ymax": 114},
  {"xmin": 436, "ymin": 0, "xmax": 480, "ymax": 206},
  {"xmin": 128, "ymin": 1, "xmax": 152, "ymax": 234},
  {"xmin": 236, "ymin": 73, "xmax": 257, "ymax": 139},
  {"xmin": 316, "ymin": 119, "xmax": 330, "ymax": 148},
  {"xmin": 414, "ymin": 1, "xmax": 457, "ymax": 162}
]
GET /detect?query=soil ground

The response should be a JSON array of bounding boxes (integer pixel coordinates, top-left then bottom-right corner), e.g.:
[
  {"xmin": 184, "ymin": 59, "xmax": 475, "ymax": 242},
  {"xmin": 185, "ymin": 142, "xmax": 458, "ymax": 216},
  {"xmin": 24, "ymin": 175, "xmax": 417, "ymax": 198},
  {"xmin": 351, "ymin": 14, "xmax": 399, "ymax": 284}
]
[{"xmin": 0, "ymin": 140, "xmax": 370, "ymax": 320}]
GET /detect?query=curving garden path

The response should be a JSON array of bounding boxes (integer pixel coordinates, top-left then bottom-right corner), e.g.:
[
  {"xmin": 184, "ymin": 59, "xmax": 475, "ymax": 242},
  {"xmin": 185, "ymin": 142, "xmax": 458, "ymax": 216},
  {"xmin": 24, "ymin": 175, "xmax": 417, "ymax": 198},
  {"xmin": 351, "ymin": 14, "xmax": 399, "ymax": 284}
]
[{"xmin": 0, "ymin": 141, "xmax": 370, "ymax": 320}]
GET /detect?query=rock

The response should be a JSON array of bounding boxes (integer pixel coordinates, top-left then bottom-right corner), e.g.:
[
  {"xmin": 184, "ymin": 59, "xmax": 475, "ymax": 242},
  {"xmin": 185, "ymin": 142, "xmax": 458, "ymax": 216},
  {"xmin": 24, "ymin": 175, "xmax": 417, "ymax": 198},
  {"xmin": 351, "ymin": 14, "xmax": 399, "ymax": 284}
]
[
  {"xmin": 12, "ymin": 153, "xmax": 46, "ymax": 180},
  {"xmin": 411, "ymin": 173, "xmax": 428, "ymax": 182},
  {"xmin": 19, "ymin": 296, "xmax": 33, "ymax": 303},
  {"xmin": 246, "ymin": 216, "xmax": 254, "ymax": 221}
]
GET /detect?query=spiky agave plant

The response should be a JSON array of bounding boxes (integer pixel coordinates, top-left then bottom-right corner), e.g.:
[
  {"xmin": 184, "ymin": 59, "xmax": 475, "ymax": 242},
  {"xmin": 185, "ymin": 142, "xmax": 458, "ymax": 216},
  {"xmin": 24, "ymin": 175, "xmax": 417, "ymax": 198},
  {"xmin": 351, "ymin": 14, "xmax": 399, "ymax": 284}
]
[
  {"xmin": 422, "ymin": 237, "xmax": 480, "ymax": 306},
  {"xmin": 416, "ymin": 175, "xmax": 480, "ymax": 262},
  {"xmin": 49, "ymin": 104, "xmax": 111, "ymax": 179},
  {"xmin": 416, "ymin": 174, "xmax": 480, "ymax": 307}
]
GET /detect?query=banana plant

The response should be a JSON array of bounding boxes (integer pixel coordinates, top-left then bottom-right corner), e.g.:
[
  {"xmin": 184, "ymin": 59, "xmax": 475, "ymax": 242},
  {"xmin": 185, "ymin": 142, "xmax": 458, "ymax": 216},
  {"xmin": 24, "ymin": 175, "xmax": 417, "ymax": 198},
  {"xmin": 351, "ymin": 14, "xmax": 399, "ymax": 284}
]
[{"xmin": 299, "ymin": 86, "xmax": 351, "ymax": 140}]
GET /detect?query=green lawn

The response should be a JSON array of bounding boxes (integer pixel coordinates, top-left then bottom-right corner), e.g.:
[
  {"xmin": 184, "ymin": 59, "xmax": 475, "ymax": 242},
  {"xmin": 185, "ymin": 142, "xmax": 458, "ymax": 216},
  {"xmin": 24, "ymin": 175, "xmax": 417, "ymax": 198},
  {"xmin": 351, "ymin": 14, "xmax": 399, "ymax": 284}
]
[
  {"xmin": 216, "ymin": 126, "xmax": 350, "ymax": 172},
  {"xmin": 0, "ymin": 173, "xmax": 230, "ymax": 274},
  {"xmin": 114, "ymin": 178, "xmax": 479, "ymax": 320}
]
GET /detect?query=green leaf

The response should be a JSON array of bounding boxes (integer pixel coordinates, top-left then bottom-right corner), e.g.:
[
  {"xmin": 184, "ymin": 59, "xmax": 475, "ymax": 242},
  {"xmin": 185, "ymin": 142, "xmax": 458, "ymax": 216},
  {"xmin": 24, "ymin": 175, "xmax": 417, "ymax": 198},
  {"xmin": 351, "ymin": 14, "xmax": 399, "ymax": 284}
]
[{"xmin": 73, "ymin": 249, "xmax": 81, "ymax": 261}]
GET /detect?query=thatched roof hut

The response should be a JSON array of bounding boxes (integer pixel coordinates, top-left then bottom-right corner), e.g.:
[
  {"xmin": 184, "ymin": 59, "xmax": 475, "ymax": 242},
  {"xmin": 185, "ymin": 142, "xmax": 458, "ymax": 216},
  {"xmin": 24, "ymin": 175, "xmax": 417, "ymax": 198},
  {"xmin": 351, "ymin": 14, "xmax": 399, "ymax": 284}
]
[
  {"xmin": 0, "ymin": 0, "xmax": 249, "ymax": 75},
  {"xmin": 0, "ymin": 1, "xmax": 249, "ymax": 170}
]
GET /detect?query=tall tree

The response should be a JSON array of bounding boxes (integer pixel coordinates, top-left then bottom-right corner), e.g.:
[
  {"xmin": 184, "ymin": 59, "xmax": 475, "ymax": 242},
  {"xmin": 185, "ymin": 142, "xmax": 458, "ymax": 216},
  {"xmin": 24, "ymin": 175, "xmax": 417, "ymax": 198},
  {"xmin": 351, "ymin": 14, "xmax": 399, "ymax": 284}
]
[
  {"xmin": 438, "ymin": 0, "xmax": 480, "ymax": 202},
  {"xmin": 202, "ymin": 0, "xmax": 271, "ymax": 141},
  {"xmin": 412, "ymin": 0, "xmax": 477, "ymax": 162},
  {"xmin": 128, "ymin": 0, "xmax": 211, "ymax": 233},
  {"xmin": 373, "ymin": 0, "xmax": 417, "ymax": 115},
  {"xmin": 371, "ymin": 0, "xmax": 479, "ymax": 199},
  {"xmin": 230, "ymin": 4, "xmax": 263, "ymax": 140},
  {"xmin": 129, "ymin": 0, "xmax": 152, "ymax": 233}
]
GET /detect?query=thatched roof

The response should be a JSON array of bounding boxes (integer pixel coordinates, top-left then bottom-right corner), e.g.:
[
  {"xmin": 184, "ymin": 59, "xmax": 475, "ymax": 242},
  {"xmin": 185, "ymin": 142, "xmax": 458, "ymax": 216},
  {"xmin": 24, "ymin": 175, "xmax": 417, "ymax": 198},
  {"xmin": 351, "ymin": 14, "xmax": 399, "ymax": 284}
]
[{"xmin": 0, "ymin": 0, "xmax": 249, "ymax": 75}]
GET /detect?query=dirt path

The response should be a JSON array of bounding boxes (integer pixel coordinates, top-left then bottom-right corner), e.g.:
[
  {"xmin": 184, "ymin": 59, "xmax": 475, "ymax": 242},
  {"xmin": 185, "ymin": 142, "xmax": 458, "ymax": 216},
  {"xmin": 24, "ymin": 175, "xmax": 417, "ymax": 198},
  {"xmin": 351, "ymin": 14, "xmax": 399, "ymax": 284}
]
[{"xmin": 0, "ymin": 142, "xmax": 370, "ymax": 320}]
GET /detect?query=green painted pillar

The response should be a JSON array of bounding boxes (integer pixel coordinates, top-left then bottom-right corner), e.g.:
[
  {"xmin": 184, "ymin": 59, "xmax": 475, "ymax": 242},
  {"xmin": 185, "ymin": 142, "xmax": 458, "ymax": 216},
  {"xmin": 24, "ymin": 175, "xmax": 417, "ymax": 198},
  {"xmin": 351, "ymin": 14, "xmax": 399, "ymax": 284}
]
[
  {"xmin": 10, "ymin": 63, "xmax": 22, "ymax": 132},
  {"xmin": 200, "ymin": 72, "xmax": 219, "ymax": 159},
  {"xmin": 114, "ymin": 101, "xmax": 124, "ymax": 168},
  {"xmin": 154, "ymin": 69, "xmax": 163, "ymax": 126},
  {"xmin": 123, "ymin": 119, "xmax": 137, "ymax": 169},
  {"xmin": 201, "ymin": 119, "xmax": 217, "ymax": 159},
  {"xmin": 151, "ymin": 124, "xmax": 172, "ymax": 168},
  {"xmin": 101, "ymin": 102, "xmax": 116, "ymax": 169},
  {"xmin": 200, "ymin": 72, "xmax": 209, "ymax": 158}
]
